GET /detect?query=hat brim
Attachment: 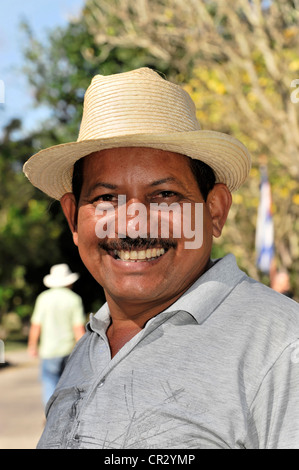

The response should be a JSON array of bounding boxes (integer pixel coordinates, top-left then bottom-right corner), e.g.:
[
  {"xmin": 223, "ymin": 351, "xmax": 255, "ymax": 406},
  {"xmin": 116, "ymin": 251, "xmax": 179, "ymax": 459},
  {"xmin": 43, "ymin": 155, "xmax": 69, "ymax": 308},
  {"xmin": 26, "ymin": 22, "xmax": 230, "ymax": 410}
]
[
  {"xmin": 43, "ymin": 273, "xmax": 80, "ymax": 288},
  {"xmin": 23, "ymin": 130, "xmax": 251, "ymax": 200}
]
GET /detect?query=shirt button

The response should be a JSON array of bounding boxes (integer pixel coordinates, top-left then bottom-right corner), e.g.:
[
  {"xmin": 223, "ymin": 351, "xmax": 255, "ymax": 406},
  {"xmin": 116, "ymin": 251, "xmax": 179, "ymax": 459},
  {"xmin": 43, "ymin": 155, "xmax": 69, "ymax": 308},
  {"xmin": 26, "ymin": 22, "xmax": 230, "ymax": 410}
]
[{"xmin": 98, "ymin": 379, "xmax": 105, "ymax": 388}]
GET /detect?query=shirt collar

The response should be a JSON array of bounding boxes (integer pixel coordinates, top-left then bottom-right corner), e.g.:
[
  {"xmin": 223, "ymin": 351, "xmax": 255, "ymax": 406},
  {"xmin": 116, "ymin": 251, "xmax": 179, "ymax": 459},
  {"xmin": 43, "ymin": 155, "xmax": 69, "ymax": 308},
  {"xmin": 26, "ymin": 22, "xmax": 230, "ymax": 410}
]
[
  {"xmin": 162, "ymin": 253, "xmax": 246, "ymax": 324},
  {"xmin": 89, "ymin": 253, "xmax": 246, "ymax": 334}
]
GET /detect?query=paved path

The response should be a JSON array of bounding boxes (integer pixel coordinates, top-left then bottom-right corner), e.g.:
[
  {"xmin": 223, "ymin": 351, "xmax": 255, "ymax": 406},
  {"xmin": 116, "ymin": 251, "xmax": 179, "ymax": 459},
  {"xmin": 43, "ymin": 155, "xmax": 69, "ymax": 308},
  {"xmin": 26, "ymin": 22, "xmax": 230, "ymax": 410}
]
[{"xmin": 0, "ymin": 349, "xmax": 45, "ymax": 449}]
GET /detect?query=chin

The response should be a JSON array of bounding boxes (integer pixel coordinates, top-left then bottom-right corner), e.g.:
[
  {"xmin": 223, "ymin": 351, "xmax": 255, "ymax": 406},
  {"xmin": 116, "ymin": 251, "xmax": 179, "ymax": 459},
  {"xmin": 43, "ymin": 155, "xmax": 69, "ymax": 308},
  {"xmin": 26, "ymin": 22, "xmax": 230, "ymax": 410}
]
[{"xmin": 106, "ymin": 283, "xmax": 164, "ymax": 303}]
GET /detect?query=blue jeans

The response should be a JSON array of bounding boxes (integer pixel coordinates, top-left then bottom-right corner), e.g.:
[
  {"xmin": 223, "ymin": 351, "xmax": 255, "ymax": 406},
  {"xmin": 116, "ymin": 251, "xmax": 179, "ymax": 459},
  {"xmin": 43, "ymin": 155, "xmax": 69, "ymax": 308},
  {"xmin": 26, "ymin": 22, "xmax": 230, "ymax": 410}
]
[{"xmin": 41, "ymin": 356, "xmax": 69, "ymax": 407}]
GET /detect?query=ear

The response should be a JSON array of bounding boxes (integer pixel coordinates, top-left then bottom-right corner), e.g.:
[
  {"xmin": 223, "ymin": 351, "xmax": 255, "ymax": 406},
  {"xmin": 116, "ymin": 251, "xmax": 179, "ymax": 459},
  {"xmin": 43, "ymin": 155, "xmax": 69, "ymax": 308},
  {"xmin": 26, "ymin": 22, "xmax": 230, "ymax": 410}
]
[
  {"xmin": 206, "ymin": 183, "xmax": 232, "ymax": 238},
  {"xmin": 60, "ymin": 193, "xmax": 79, "ymax": 246}
]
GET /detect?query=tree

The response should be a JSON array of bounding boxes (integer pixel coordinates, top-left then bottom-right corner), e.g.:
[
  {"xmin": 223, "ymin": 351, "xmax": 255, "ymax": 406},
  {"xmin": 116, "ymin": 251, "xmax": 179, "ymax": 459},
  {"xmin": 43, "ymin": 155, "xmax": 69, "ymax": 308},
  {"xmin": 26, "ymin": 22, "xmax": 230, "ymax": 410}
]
[
  {"xmin": 19, "ymin": 0, "xmax": 299, "ymax": 298},
  {"xmin": 18, "ymin": 11, "xmax": 168, "ymax": 317},
  {"xmin": 82, "ymin": 0, "xmax": 299, "ymax": 295},
  {"xmin": 0, "ymin": 120, "xmax": 64, "ymax": 319}
]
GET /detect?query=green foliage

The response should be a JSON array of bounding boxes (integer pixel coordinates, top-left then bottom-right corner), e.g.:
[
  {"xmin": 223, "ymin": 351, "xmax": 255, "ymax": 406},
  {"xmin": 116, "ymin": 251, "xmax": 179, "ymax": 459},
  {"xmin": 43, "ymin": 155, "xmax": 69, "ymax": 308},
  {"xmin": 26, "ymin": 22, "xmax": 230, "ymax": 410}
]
[
  {"xmin": 1, "ymin": 0, "xmax": 298, "ymax": 324},
  {"xmin": 21, "ymin": 16, "xmax": 171, "ymax": 142},
  {"xmin": 0, "ymin": 121, "xmax": 64, "ymax": 318},
  {"xmin": 1, "ymin": 2, "xmax": 162, "ymax": 321}
]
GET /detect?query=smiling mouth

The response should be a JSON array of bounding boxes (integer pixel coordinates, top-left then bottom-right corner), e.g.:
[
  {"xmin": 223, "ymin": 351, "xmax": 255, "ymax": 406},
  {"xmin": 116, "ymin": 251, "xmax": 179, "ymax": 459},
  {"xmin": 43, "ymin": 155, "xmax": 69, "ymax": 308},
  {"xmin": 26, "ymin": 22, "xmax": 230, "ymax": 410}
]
[
  {"xmin": 112, "ymin": 247, "xmax": 166, "ymax": 262},
  {"xmin": 99, "ymin": 236, "xmax": 176, "ymax": 262}
]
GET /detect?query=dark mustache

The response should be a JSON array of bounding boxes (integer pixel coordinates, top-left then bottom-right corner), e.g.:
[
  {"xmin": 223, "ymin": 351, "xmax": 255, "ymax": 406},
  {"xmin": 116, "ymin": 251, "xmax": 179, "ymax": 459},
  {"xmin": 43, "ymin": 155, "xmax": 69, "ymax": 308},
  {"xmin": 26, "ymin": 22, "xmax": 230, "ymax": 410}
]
[{"xmin": 98, "ymin": 236, "xmax": 177, "ymax": 252}]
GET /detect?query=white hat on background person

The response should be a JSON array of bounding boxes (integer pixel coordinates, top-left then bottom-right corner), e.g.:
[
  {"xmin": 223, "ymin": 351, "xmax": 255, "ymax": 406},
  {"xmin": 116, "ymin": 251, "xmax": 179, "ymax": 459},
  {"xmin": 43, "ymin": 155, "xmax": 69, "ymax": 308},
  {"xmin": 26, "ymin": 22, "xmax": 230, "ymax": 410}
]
[{"xmin": 43, "ymin": 264, "xmax": 80, "ymax": 288}]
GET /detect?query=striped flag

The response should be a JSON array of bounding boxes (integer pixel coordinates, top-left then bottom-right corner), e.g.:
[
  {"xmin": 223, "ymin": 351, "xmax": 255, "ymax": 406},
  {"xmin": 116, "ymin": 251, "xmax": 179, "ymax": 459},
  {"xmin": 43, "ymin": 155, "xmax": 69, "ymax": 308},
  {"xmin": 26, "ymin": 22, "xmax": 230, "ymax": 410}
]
[{"xmin": 255, "ymin": 165, "xmax": 274, "ymax": 273}]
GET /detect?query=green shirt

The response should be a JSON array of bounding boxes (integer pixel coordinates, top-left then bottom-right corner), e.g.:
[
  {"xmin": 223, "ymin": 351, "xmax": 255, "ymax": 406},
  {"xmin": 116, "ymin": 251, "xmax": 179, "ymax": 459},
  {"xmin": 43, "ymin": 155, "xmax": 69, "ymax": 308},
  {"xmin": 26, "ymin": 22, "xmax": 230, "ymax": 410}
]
[{"xmin": 31, "ymin": 287, "xmax": 85, "ymax": 359}]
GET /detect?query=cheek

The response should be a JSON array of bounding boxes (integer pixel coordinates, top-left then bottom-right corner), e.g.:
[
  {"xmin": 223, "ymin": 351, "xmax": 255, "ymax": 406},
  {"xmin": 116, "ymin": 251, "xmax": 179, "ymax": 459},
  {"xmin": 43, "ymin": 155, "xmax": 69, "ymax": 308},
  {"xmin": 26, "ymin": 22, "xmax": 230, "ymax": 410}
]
[{"xmin": 76, "ymin": 208, "xmax": 99, "ymax": 248}]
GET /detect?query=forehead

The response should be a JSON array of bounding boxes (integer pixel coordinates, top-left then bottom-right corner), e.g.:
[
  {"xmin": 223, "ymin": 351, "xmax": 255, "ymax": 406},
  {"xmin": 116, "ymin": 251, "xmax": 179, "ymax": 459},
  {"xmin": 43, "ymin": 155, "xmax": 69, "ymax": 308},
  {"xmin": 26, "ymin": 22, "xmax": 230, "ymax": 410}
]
[{"xmin": 81, "ymin": 147, "xmax": 196, "ymax": 184}]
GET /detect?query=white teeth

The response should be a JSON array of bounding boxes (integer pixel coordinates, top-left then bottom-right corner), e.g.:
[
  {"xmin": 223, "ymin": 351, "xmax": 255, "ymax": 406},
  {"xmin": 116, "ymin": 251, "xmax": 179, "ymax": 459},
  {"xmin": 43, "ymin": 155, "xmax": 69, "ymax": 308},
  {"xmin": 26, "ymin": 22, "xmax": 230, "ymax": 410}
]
[
  {"xmin": 116, "ymin": 247, "xmax": 165, "ymax": 261},
  {"xmin": 120, "ymin": 250, "xmax": 130, "ymax": 260},
  {"xmin": 137, "ymin": 250, "xmax": 146, "ymax": 259}
]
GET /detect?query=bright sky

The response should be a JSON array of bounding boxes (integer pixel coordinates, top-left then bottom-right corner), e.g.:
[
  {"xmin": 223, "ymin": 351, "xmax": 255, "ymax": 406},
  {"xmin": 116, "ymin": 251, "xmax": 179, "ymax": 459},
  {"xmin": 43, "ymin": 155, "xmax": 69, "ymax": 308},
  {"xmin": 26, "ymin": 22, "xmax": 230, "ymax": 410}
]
[{"xmin": 0, "ymin": 0, "xmax": 85, "ymax": 137}]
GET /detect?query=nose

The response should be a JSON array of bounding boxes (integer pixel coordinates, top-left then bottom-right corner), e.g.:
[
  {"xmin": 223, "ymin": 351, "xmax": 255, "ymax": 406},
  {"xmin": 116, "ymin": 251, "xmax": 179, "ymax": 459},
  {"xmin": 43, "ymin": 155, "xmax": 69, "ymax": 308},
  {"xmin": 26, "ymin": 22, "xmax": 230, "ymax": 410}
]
[{"xmin": 114, "ymin": 197, "xmax": 150, "ymax": 239}]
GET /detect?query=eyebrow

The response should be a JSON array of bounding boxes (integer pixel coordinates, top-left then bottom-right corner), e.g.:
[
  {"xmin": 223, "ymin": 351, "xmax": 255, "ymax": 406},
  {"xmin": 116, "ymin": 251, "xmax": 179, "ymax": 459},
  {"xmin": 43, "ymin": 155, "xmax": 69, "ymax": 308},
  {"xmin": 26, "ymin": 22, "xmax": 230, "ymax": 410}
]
[
  {"xmin": 85, "ymin": 182, "xmax": 118, "ymax": 198},
  {"xmin": 149, "ymin": 177, "xmax": 186, "ymax": 189},
  {"xmin": 85, "ymin": 177, "xmax": 186, "ymax": 197}
]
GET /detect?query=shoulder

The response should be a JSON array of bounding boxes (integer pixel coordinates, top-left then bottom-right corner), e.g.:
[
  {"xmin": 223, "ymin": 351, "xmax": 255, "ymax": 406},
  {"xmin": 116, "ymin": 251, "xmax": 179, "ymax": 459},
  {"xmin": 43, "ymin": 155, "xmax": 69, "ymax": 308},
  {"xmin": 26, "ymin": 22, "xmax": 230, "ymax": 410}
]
[
  {"xmin": 223, "ymin": 273, "xmax": 299, "ymax": 360},
  {"xmin": 59, "ymin": 287, "xmax": 83, "ymax": 303},
  {"xmin": 35, "ymin": 289, "xmax": 52, "ymax": 302},
  {"xmin": 54, "ymin": 327, "xmax": 96, "ymax": 390},
  {"xmin": 234, "ymin": 274, "xmax": 299, "ymax": 323},
  {"xmin": 207, "ymin": 255, "xmax": 299, "ymax": 364},
  {"xmin": 211, "ymin": 255, "xmax": 299, "ymax": 332}
]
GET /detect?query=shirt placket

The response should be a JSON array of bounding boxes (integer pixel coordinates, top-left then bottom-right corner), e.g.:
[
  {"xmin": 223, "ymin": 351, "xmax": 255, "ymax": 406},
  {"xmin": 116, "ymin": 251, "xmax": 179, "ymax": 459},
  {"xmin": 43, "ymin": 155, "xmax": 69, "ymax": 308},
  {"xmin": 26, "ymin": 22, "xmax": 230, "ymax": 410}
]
[{"xmin": 66, "ymin": 309, "xmax": 181, "ymax": 448}]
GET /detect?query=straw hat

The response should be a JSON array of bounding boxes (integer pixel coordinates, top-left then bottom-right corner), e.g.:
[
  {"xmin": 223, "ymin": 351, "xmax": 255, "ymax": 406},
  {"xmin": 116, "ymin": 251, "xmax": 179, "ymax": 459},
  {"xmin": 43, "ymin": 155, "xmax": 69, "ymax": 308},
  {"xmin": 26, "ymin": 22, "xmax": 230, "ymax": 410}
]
[
  {"xmin": 43, "ymin": 264, "xmax": 79, "ymax": 288},
  {"xmin": 23, "ymin": 67, "xmax": 251, "ymax": 199}
]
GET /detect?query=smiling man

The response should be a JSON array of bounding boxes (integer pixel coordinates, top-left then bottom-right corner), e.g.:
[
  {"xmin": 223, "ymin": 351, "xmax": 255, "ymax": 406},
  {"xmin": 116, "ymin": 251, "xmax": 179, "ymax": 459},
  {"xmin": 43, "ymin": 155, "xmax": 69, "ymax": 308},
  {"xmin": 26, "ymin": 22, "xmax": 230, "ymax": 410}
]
[
  {"xmin": 60, "ymin": 147, "xmax": 231, "ymax": 358},
  {"xmin": 24, "ymin": 68, "xmax": 299, "ymax": 449}
]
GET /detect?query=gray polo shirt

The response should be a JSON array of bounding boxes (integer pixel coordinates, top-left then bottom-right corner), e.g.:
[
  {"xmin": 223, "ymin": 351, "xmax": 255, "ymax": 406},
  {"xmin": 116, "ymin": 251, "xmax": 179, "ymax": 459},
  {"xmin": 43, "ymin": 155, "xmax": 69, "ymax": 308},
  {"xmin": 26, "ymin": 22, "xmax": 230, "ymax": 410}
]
[{"xmin": 37, "ymin": 254, "xmax": 299, "ymax": 449}]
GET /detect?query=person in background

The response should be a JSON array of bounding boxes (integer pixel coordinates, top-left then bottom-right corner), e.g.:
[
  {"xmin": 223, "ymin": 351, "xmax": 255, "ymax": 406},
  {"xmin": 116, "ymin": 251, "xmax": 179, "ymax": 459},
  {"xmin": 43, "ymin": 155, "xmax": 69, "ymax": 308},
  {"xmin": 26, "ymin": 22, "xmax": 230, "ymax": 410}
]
[
  {"xmin": 270, "ymin": 260, "xmax": 294, "ymax": 299},
  {"xmin": 271, "ymin": 270, "xmax": 294, "ymax": 299},
  {"xmin": 27, "ymin": 263, "xmax": 86, "ymax": 407}
]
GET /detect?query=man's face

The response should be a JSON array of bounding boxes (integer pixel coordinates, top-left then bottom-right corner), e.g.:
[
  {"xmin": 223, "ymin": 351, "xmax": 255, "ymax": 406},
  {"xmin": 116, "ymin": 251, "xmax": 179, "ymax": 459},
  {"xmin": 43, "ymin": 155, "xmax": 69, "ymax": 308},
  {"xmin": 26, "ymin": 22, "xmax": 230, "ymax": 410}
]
[{"xmin": 61, "ymin": 147, "xmax": 231, "ymax": 312}]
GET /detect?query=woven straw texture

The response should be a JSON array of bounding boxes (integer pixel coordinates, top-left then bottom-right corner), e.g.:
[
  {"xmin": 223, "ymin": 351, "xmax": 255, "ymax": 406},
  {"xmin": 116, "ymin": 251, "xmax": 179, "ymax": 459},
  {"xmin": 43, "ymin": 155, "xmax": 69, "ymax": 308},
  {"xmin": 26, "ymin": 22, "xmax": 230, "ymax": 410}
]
[{"xmin": 23, "ymin": 68, "xmax": 251, "ymax": 200}]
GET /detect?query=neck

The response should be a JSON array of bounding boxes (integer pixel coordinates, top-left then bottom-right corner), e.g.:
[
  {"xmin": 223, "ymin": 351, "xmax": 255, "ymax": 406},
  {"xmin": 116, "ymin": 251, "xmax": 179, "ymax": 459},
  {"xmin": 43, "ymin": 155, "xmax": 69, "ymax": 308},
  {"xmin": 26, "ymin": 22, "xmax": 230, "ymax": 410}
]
[
  {"xmin": 105, "ymin": 283, "xmax": 191, "ymax": 359},
  {"xmin": 105, "ymin": 293, "xmax": 181, "ymax": 328},
  {"xmin": 104, "ymin": 257, "xmax": 214, "ymax": 357},
  {"xmin": 105, "ymin": 295, "xmax": 179, "ymax": 358}
]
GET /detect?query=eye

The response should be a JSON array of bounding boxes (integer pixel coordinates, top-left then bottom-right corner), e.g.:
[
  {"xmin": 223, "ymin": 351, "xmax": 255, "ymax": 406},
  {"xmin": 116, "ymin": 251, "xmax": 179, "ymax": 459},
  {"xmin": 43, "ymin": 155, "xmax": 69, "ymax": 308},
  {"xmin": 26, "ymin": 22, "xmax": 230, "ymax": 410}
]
[
  {"xmin": 159, "ymin": 191, "xmax": 177, "ymax": 198},
  {"xmin": 91, "ymin": 193, "xmax": 117, "ymax": 204},
  {"xmin": 151, "ymin": 190, "xmax": 181, "ymax": 202}
]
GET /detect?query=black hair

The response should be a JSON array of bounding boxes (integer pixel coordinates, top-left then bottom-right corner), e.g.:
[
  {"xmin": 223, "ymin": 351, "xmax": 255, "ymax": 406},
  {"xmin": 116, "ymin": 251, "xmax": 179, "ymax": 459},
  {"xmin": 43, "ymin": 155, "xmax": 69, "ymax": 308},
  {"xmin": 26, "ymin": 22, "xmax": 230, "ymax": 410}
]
[
  {"xmin": 72, "ymin": 157, "xmax": 84, "ymax": 204},
  {"xmin": 72, "ymin": 154, "xmax": 216, "ymax": 204},
  {"xmin": 188, "ymin": 158, "xmax": 215, "ymax": 201}
]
